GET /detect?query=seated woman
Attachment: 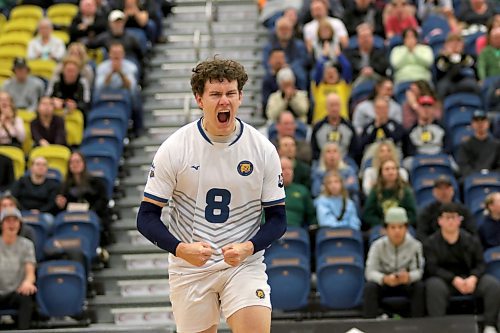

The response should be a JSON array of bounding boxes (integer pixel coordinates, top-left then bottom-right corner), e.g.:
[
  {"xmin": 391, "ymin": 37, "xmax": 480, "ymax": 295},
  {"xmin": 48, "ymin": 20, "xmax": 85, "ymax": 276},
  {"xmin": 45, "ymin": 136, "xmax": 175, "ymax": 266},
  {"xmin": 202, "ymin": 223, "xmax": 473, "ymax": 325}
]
[
  {"xmin": 55, "ymin": 151, "xmax": 113, "ymax": 246},
  {"xmin": 315, "ymin": 170, "xmax": 361, "ymax": 230},
  {"xmin": 362, "ymin": 140, "xmax": 409, "ymax": 196},
  {"xmin": 311, "ymin": 142, "xmax": 359, "ymax": 199},
  {"xmin": 0, "ymin": 92, "xmax": 25, "ymax": 147},
  {"xmin": 52, "ymin": 42, "xmax": 95, "ymax": 86},
  {"xmin": 30, "ymin": 96, "xmax": 66, "ymax": 147},
  {"xmin": 362, "ymin": 158, "xmax": 417, "ymax": 228}
]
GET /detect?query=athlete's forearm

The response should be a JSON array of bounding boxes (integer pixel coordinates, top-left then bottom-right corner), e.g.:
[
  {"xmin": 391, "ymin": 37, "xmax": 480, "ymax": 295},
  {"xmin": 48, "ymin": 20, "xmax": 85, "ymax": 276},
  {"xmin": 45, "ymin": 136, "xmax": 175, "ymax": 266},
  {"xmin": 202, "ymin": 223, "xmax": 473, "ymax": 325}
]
[
  {"xmin": 249, "ymin": 204, "xmax": 287, "ymax": 254},
  {"xmin": 137, "ymin": 201, "xmax": 181, "ymax": 255}
]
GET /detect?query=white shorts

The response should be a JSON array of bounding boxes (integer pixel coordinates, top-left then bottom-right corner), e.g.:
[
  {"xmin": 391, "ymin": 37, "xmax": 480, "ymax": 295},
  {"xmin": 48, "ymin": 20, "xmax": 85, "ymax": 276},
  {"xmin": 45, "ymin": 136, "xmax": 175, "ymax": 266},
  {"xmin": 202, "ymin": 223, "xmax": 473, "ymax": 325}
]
[{"xmin": 168, "ymin": 258, "xmax": 271, "ymax": 333}]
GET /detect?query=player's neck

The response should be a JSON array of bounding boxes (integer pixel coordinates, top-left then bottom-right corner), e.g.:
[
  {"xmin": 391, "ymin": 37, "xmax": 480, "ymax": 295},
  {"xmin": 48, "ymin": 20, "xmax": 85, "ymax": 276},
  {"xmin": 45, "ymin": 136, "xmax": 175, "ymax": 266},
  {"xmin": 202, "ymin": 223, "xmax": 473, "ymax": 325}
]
[{"xmin": 203, "ymin": 118, "xmax": 240, "ymax": 143}]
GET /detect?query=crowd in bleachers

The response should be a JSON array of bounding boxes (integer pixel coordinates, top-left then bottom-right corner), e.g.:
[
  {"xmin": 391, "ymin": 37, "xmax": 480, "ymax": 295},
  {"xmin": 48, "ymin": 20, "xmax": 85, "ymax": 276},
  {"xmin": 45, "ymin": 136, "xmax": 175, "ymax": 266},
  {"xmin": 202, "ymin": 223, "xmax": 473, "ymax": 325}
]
[
  {"xmin": 258, "ymin": 0, "xmax": 500, "ymax": 331},
  {"xmin": 0, "ymin": 0, "xmax": 174, "ymax": 329}
]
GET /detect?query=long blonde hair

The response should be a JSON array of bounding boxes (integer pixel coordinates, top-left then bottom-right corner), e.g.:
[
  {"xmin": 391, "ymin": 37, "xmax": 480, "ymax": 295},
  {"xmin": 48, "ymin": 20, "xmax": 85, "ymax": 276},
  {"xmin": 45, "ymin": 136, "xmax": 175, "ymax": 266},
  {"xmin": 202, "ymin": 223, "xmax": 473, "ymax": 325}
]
[
  {"xmin": 321, "ymin": 170, "xmax": 348, "ymax": 199},
  {"xmin": 319, "ymin": 142, "xmax": 347, "ymax": 172},
  {"xmin": 372, "ymin": 140, "xmax": 401, "ymax": 170}
]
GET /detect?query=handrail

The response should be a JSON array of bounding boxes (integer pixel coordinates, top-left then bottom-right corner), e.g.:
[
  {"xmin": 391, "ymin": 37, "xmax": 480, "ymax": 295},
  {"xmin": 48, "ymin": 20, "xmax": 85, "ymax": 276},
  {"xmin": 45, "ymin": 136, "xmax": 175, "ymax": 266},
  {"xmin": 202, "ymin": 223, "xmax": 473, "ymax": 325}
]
[
  {"xmin": 205, "ymin": 0, "xmax": 216, "ymax": 51},
  {"xmin": 183, "ymin": 94, "xmax": 191, "ymax": 124},
  {"xmin": 193, "ymin": 29, "xmax": 201, "ymax": 62}
]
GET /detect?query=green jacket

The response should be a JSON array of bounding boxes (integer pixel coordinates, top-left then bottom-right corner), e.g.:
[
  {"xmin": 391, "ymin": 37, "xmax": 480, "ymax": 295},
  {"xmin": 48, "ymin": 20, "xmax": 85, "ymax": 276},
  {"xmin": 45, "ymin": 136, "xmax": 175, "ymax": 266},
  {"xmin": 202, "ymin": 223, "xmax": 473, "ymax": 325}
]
[
  {"xmin": 478, "ymin": 45, "xmax": 500, "ymax": 80},
  {"xmin": 362, "ymin": 186, "xmax": 417, "ymax": 227},
  {"xmin": 284, "ymin": 182, "xmax": 316, "ymax": 228}
]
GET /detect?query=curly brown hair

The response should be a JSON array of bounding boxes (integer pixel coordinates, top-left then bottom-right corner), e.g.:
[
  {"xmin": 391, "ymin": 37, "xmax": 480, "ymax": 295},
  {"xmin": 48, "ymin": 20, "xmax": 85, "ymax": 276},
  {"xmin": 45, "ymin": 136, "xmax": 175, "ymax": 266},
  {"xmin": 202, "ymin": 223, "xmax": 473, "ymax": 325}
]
[{"xmin": 190, "ymin": 57, "xmax": 248, "ymax": 96}]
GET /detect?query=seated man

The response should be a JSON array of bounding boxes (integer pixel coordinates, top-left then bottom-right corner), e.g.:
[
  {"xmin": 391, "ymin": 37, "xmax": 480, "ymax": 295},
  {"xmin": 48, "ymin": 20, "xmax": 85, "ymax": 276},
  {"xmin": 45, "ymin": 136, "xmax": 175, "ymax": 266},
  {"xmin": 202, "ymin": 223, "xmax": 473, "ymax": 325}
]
[
  {"xmin": 270, "ymin": 110, "xmax": 312, "ymax": 164},
  {"xmin": 479, "ymin": 192, "xmax": 500, "ymax": 250},
  {"xmin": 0, "ymin": 207, "xmax": 37, "ymax": 330},
  {"xmin": 364, "ymin": 207, "xmax": 425, "ymax": 318},
  {"xmin": 424, "ymin": 202, "xmax": 500, "ymax": 333}
]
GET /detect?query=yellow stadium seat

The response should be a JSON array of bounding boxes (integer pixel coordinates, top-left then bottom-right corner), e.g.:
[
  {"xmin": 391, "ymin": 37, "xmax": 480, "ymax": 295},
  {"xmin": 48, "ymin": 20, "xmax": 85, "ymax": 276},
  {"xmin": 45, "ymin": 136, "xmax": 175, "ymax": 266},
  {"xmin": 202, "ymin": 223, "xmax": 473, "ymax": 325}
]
[
  {"xmin": 2, "ymin": 18, "xmax": 38, "ymax": 34},
  {"xmin": 27, "ymin": 59, "xmax": 57, "ymax": 81},
  {"xmin": 0, "ymin": 67, "xmax": 12, "ymax": 81},
  {"xmin": 52, "ymin": 29, "xmax": 70, "ymax": 44},
  {"xmin": 0, "ymin": 145, "xmax": 26, "ymax": 179},
  {"xmin": 0, "ymin": 46, "xmax": 27, "ymax": 63},
  {"xmin": 47, "ymin": 3, "xmax": 78, "ymax": 21},
  {"xmin": 17, "ymin": 109, "xmax": 36, "ymax": 155},
  {"xmin": 49, "ymin": 16, "xmax": 73, "ymax": 28},
  {"xmin": 0, "ymin": 13, "xmax": 6, "ymax": 32},
  {"xmin": 0, "ymin": 32, "xmax": 32, "ymax": 49},
  {"xmin": 10, "ymin": 5, "xmax": 43, "ymax": 21},
  {"xmin": 65, "ymin": 109, "xmax": 84, "ymax": 146},
  {"xmin": 29, "ymin": 144, "xmax": 71, "ymax": 179}
]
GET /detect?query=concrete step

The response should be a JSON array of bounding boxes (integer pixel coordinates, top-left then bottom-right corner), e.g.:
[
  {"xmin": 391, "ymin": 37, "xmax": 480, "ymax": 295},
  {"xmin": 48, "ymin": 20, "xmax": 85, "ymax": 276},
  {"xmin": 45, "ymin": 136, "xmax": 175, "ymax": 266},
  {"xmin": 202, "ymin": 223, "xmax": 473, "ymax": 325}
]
[
  {"xmin": 117, "ymin": 279, "xmax": 170, "ymax": 298},
  {"xmin": 94, "ymin": 268, "xmax": 167, "ymax": 295},
  {"xmin": 145, "ymin": 62, "xmax": 264, "ymax": 79},
  {"xmin": 108, "ymin": 252, "xmax": 169, "ymax": 271},
  {"xmin": 111, "ymin": 218, "xmax": 137, "ymax": 232},
  {"xmin": 110, "ymin": 306, "xmax": 174, "ymax": 326},
  {"xmin": 154, "ymin": 36, "xmax": 266, "ymax": 51},
  {"xmin": 149, "ymin": 51, "xmax": 260, "ymax": 67},
  {"xmin": 90, "ymin": 296, "xmax": 171, "ymax": 324}
]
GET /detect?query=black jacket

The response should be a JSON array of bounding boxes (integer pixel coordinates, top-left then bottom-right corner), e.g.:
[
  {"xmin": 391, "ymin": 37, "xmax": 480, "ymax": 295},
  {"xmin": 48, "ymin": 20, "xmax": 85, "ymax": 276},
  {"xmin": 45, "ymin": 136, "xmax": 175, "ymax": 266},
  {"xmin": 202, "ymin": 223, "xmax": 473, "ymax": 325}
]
[{"xmin": 344, "ymin": 47, "xmax": 389, "ymax": 81}]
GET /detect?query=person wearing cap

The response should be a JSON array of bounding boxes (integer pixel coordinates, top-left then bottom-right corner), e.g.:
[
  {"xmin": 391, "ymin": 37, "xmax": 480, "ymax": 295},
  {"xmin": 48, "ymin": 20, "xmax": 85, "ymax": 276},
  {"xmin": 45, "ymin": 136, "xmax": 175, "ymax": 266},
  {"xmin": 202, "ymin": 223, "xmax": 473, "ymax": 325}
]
[
  {"xmin": 478, "ymin": 192, "xmax": 500, "ymax": 250},
  {"xmin": 2, "ymin": 58, "xmax": 45, "ymax": 113},
  {"xmin": 364, "ymin": 206, "xmax": 425, "ymax": 318},
  {"xmin": 0, "ymin": 207, "xmax": 37, "ymax": 330},
  {"xmin": 69, "ymin": 0, "xmax": 108, "ymax": 44},
  {"xmin": 402, "ymin": 94, "xmax": 446, "ymax": 168},
  {"xmin": 435, "ymin": 32, "xmax": 479, "ymax": 98},
  {"xmin": 416, "ymin": 175, "xmax": 476, "ymax": 241},
  {"xmin": 424, "ymin": 202, "xmax": 500, "ymax": 333},
  {"xmin": 456, "ymin": 110, "xmax": 500, "ymax": 178}
]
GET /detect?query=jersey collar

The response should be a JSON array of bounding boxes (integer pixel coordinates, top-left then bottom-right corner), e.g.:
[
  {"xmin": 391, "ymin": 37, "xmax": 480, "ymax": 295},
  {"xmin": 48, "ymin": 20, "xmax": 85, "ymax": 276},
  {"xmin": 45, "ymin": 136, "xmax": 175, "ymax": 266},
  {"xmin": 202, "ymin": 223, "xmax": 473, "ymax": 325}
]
[{"xmin": 197, "ymin": 118, "xmax": 245, "ymax": 146}]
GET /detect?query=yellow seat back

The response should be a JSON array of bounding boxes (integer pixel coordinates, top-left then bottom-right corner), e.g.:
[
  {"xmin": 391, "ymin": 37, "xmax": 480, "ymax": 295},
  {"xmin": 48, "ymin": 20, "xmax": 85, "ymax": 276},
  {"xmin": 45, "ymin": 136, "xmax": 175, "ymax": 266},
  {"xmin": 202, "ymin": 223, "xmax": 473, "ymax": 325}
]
[
  {"xmin": 0, "ymin": 32, "xmax": 32, "ymax": 49},
  {"xmin": 10, "ymin": 5, "xmax": 43, "ymax": 21},
  {"xmin": 27, "ymin": 59, "xmax": 57, "ymax": 81},
  {"xmin": 64, "ymin": 109, "xmax": 84, "ymax": 146},
  {"xmin": 47, "ymin": 3, "xmax": 78, "ymax": 21},
  {"xmin": 52, "ymin": 30, "xmax": 70, "ymax": 44},
  {"xmin": 17, "ymin": 109, "xmax": 36, "ymax": 155},
  {"xmin": 0, "ymin": 45, "xmax": 27, "ymax": 62},
  {"xmin": 0, "ymin": 145, "xmax": 26, "ymax": 179},
  {"xmin": 2, "ymin": 18, "xmax": 38, "ymax": 35}
]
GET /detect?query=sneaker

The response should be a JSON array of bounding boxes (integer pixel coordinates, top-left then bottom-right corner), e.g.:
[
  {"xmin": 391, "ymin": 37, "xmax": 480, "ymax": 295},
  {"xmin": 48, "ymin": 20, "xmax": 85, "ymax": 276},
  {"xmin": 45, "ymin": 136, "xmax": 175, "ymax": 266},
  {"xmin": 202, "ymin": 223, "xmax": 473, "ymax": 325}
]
[{"xmin": 484, "ymin": 326, "xmax": 498, "ymax": 333}]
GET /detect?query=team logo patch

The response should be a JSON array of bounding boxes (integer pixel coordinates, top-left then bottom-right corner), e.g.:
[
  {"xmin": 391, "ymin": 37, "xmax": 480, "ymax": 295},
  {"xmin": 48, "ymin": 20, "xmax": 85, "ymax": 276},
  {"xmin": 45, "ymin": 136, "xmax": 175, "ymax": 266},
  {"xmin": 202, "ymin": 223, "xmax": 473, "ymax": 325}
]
[
  {"xmin": 256, "ymin": 289, "xmax": 265, "ymax": 299},
  {"xmin": 149, "ymin": 162, "xmax": 155, "ymax": 178},
  {"xmin": 278, "ymin": 173, "xmax": 284, "ymax": 188},
  {"xmin": 237, "ymin": 160, "xmax": 253, "ymax": 176}
]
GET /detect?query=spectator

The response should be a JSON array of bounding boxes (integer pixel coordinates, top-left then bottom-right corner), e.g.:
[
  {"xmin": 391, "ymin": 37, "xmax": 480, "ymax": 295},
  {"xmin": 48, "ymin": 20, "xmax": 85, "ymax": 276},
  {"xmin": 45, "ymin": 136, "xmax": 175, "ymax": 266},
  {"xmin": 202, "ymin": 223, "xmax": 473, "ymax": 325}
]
[
  {"xmin": 52, "ymin": 42, "xmax": 95, "ymax": 86},
  {"xmin": 299, "ymin": 0, "xmax": 345, "ymax": 26},
  {"xmin": 0, "ymin": 92, "xmax": 25, "ymax": 147},
  {"xmin": 262, "ymin": 16, "xmax": 309, "ymax": 90},
  {"xmin": 2, "ymin": 58, "xmax": 45, "ymax": 112},
  {"xmin": 10, "ymin": 157, "xmax": 60, "ymax": 217},
  {"xmin": 458, "ymin": 0, "xmax": 496, "ymax": 28},
  {"xmin": 30, "ymin": 96, "xmax": 66, "ymax": 147},
  {"xmin": 311, "ymin": 55, "xmax": 352, "ymax": 123},
  {"xmin": 362, "ymin": 140, "xmax": 409, "ymax": 196},
  {"xmin": 47, "ymin": 56, "xmax": 91, "ymax": 115},
  {"xmin": 363, "ymin": 158, "xmax": 417, "ymax": 228},
  {"xmin": 114, "ymin": 0, "xmax": 149, "ymax": 30},
  {"xmin": 476, "ymin": 14, "xmax": 500, "ymax": 55},
  {"xmin": 343, "ymin": 0, "xmax": 385, "ymax": 37},
  {"xmin": 424, "ymin": 202, "xmax": 500, "ymax": 333},
  {"xmin": 272, "ymin": 111, "xmax": 312, "ymax": 164},
  {"xmin": 266, "ymin": 68, "xmax": 309, "ymax": 123},
  {"xmin": 384, "ymin": 0, "xmax": 419, "ymax": 40},
  {"xmin": 364, "ymin": 207, "xmax": 425, "ymax": 318},
  {"xmin": 402, "ymin": 80, "xmax": 440, "ymax": 130},
  {"xmin": 0, "ymin": 155, "xmax": 14, "ymax": 193},
  {"xmin": 308, "ymin": 18, "xmax": 342, "ymax": 64},
  {"xmin": 390, "ymin": 28, "xmax": 434, "ymax": 84},
  {"xmin": 282, "ymin": 7, "xmax": 304, "ymax": 40},
  {"xmin": 416, "ymin": 175, "xmax": 477, "ymax": 241},
  {"xmin": 280, "ymin": 156, "xmax": 316, "ymax": 228},
  {"xmin": 345, "ymin": 23, "xmax": 389, "ymax": 87},
  {"xmin": 402, "ymin": 95, "xmax": 446, "ymax": 168},
  {"xmin": 479, "ymin": 192, "xmax": 500, "ymax": 250},
  {"xmin": 311, "ymin": 142, "xmax": 359, "ymax": 198},
  {"xmin": 261, "ymin": 48, "xmax": 287, "ymax": 113},
  {"xmin": 0, "ymin": 207, "xmax": 37, "ymax": 330},
  {"xmin": 0, "ymin": 194, "xmax": 36, "ymax": 244},
  {"xmin": 258, "ymin": 0, "xmax": 302, "ymax": 30},
  {"xmin": 277, "ymin": 135, "xmax": 312, "ymax": 192},
  {"xmin": 69, "ymin": 0, "xmax": 108, "ymax": 44},
  {"xmin": 352, "ymin": 78, "xmax": 402, "ymax": 135},
  {"xmin": 55, "ymin": 151, "xmax": 114, "ymax": 246},
  {"xmin": 478, "ymin": 27, "xmax": 500, "ymax": 80},
  {"xmin": 456, "ymin": 110, "xmax": 500, "ymax": 178},
  {"xmin": 311, "ymin": 92, "xmax": 358, "ymax": 161},
  {"xmin": 95, "ymin": 41, "xmax": 138, "ymax": 92},
  {"xmin": 27, "ymin": 18, "xmax": 66, "ymax": 62},
  {"xmin": 303, "ymin": 0, "xmax": 349, "ymax": 49},
  {"xmin": 416, "ymin": 0, "xmax": 455, "ymax": 23},
  {"xmin": 315, "ymin": 170, "xmax": 361, "ymax": 229},
  {"xmin": 436, "ymin": 32, "xmax": 479, "ymax": 98},
  {"xmin": 359, "ymin": 96, "xmax": 405, "ymax": 155}
]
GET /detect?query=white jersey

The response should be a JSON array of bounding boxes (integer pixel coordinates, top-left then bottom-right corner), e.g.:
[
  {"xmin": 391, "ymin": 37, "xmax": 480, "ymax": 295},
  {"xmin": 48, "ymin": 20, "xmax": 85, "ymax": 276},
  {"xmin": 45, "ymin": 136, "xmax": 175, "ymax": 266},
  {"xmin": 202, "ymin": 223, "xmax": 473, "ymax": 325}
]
[{"xmin": 144, "ymin": 118, "xmax": 285, "ymax": 274}]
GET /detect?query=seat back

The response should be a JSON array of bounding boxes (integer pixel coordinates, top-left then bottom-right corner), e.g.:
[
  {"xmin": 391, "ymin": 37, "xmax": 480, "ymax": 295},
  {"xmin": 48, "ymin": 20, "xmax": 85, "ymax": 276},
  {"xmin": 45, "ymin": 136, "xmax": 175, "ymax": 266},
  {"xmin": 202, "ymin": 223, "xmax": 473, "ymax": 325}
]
[
  {"xmin": 316, "ymin": 227, "xmax": 363, "ymax": 258},
  {"xmin": 265, "ymin": 226, "xmax": 310, "ymax": 259},
  {"xmin": 53, "ymin": 210, "xmax": 100, "ymax": 258},
  {"xmin": 463, "ymin": 172, "xmax": 500, "ymax": 208},
  {"xmin": 10, "ymin": 5, "xmax": 43, "ymax": 21},
  {"xmin": 36, "ymin": 260, "xmax": 86, "ymax": 317},
  {"xmin": 484, "ymin": 246, "xmax": 500, "ymax": 281},
  {"xmin": 21, "ymin": 210, "xmax": 51, "ymax": 261},
  {"xmin": 27, "ymin": 59, "xmax": 57, "ymax": 81},
  {"xmin": 0, "ymin": 145, "xmax": 25, "ymax": 179}
]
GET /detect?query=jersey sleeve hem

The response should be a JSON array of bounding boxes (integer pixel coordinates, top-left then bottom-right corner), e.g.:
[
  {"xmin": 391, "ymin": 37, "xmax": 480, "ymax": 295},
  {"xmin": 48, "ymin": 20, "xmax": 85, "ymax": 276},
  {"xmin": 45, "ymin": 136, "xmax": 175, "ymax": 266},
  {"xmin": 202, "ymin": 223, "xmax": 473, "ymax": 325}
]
[
  {"xmin": 144, "ymin": 192, "xmax": 169, "ymax": 204},
  {"xmin": 262, "ymin": 197, "xmax": 285, "ymax": 207}
]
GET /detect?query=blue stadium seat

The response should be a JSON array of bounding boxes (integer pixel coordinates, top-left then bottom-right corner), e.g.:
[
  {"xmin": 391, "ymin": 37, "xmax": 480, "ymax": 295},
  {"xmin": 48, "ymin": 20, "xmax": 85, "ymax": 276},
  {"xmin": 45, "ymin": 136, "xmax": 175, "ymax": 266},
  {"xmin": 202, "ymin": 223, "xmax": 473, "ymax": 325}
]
[
  {"xmin": 443, "ymin": 93, "xmax": 482, "ymax": 112},
  {"xmin": 316, "ymin": 227, "xmax": 363, "ymax": 258},
  {"xmin": 82, "ymin": 124, "xmax": 125, "ymax": 161},
  {"xmin": 421, "ymin": 14, "xmax": 450, "ymax": 41},
  {"xmin": 92, "ymin": 88, "xmax": 132, "ymax": 118},
  {"xmin": 21, "ymin": 211, "xmax": 51, "ymax": 262},
  {"xmin": 410, "ymin": 153, "xmax": 454, "ymax": 184},
  {"xmin": 316, "ymin": 253, "xmax": 364, "ymax": 309},
  {"xmin": 463, "ymin": 172, "xmax": 500, "ymax": 211},
  {"xmin": 349, "ymin": 79, "xmax": 376, "ymax": 111},
  {"xmin": 265, "ymin": 226, "xmax": 310, "ymax": 259},
  {"xmin": 44, "ymin": 235, "xmax": 93, "ymax": 274},
  {"xmin": 36, "ymin": 260, "xmax": 86, "ymax": 317},
  {"xmin": 86, "ymin": 158, "xmax": 115, "ymax": 198},
  {"xmin": 394, "ymin": 81, "xmax": 413, "ymax": 105},
  {"xmin": 264, "ymin": 252, "xmax": 310, "ymax": 311},
  {"xmin": 87, "ymin": 104, "xmax": 129, "ymax": 138},
  {"xmin": 412, "ymin": 173, "xmax": 460, "ymax": 207},
  {"xmin": 484, "ymin": 246, "xmax": 500, "ymax": 281},
  {"xmin": 450, "ymin": 125, "xmax": 473, "ymax": 157},
  {"xmin": 444, "ymin": 105, "xmax": 474, "ymax": 133}
]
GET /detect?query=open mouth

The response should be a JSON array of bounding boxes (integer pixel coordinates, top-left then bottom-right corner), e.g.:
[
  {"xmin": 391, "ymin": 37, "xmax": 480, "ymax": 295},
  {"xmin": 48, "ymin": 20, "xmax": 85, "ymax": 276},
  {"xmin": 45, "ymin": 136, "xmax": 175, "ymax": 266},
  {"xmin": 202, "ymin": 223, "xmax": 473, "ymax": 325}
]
[{"xmin": 217, "ymin": 111, "xmax": 230, "ymax": 124}]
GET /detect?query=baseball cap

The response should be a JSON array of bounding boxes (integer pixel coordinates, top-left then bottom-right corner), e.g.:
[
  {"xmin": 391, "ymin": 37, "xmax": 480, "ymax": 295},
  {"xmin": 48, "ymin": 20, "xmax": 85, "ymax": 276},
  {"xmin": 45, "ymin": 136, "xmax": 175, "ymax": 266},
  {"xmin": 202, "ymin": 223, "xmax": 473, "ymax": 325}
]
[
  {"xmin": 108, "ymin": 10, "xmax": 125, "ymax": 22},
  {"xmin": 384, "ymin": 207, "xmax": 408, "ymax": 225},
  {"xmin": 12, "ymin": 57, "xmax": 28, "ymax": 70},
  {"xmin": 472, "ymin": 109, "xmax": 487, "ymax": 120},
  {"xmin": 434, "ymin": 175, "xmax": 452, "ymax": 187},
  {"xmin": 417, "ymin": 95, "xmax": 435, "ymax": 106},
  {"xmin": 0, "ymin": 207, "xmax": 22, "ymax": 222}
]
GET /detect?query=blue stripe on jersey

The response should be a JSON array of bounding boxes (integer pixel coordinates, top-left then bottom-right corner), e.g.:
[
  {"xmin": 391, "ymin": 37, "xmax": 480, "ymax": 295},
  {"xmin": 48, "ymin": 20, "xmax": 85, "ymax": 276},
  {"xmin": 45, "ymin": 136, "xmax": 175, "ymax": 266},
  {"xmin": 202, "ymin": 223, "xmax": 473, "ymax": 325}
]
[
  {"xmin": 229, "ymin": 118, "xmax": 244, "ymax": 146},
  {"xmin": 262, "ymin": 197, "xmax": 285, "ymax": 207},
  {"xmin": 144, "ymin": 192, "xmax": 169, "ymax": 203},
  {"xmin": 197, "ymin": 118, "xmax": 213, "ymax": 145}
]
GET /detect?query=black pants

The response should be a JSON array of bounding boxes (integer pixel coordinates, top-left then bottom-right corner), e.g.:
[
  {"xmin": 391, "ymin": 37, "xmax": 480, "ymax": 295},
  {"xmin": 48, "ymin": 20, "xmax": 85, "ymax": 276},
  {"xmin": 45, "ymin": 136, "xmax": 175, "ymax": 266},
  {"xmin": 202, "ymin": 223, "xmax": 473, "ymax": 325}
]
[
  {"xmin": 363, "ymin": 280, "xmax": 426, "ymax": 318},
  {"xmin": 0, "ymin": 292, "xmax": 33, "ymax": 330},
  {"xmin": 426, "ymin": 275, "xmax": 500, "ymax": 326}
]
